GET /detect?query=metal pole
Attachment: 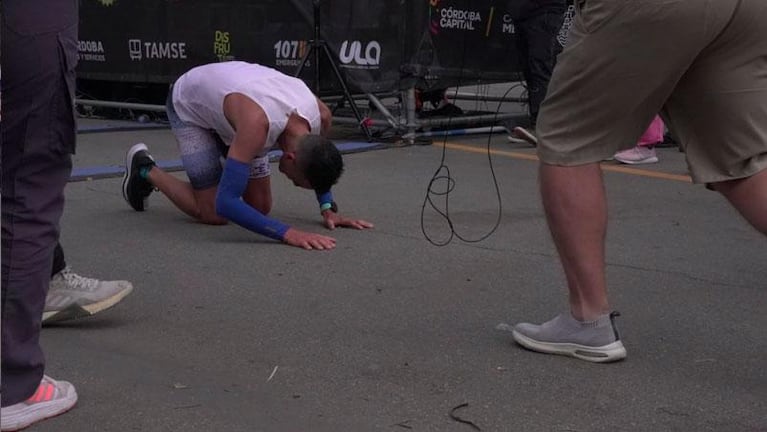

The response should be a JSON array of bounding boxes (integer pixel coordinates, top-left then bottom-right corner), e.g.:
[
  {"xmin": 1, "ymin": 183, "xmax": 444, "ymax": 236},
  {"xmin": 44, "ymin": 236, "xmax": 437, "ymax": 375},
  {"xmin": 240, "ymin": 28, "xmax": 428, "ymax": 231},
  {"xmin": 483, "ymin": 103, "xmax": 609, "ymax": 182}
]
[
  {"xmin": 366, "ymin": 94, "xmax": 399, "ymax": 130},
  {"xmin": 313, "ymin": 0, "xmax": 321, "ymax": 94},
  {"xmin": 416, "ymin": 112, "xmax": 520, "ymax": 128},
  {"xmin": 447, "ymin": 92, "xmax": 527, "ymax": 103},
  {"xmin": 76, "ymin": 99, "xmax": 166, "ymax": 112},
  {"xmin": 415, "ymin": 126, "xmax": 508, "ymax": 138},
  {"xmin": 401, "ymin": 87, "xmax": 418, "ymax": 145}
]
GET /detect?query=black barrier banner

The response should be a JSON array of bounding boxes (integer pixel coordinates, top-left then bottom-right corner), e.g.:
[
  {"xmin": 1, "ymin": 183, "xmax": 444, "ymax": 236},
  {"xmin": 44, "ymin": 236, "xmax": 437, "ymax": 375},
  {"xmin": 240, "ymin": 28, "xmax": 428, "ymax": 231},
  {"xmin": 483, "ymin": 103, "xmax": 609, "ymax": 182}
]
[
  {"xmin": 78, "ymin": 0, "xmax": 538, "ymax": 93},
  {"xmin": 401, "ymin": 0, "xmax": 523, "ymax": 92},
  {"xmin": 78, "ymin": 0, "xmax": 311, "ymax": 83},
  {"xmin": 313, "ymin": 0, "xmax": 406, "ymax": 93}
]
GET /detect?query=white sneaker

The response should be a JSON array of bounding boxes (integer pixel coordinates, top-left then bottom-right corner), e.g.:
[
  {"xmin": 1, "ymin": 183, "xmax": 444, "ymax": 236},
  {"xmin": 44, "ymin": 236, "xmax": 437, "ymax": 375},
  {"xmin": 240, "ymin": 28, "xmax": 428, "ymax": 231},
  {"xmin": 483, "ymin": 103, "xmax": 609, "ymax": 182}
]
[
  {"xmin": 613, "ymin": 146, "xmax": 658, "ymax": 165},
  {"xmin": 43, "ymin": 267, "xmax": 133, "ymax": 324},
  {"xmin": 0, "ymin": 375, "xmax": 77, "ymax": 431}
]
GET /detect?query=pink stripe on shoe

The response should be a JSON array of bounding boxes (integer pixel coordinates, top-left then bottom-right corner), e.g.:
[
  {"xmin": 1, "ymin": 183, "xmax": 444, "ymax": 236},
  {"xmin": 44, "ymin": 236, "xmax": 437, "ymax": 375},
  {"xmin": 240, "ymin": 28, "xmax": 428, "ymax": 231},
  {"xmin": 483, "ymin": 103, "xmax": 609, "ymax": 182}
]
[
  {"xmin": 28, "ymin": 383, "xmax": 56, "ymax": 403},
  {"xmin": 43, "ymin": 384, "xmax": 56, "ymax": 401},
  {"xmin": 28, "ymin": 386, "xmax": 43, "ymax": 403}
]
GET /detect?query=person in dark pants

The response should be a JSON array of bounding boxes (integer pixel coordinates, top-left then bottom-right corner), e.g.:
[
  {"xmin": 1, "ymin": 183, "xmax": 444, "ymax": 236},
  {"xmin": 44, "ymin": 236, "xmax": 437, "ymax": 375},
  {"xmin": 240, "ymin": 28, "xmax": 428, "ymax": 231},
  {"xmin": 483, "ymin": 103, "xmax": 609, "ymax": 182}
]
[
  {"xmin": 507, "ymin": 0, "xmax": 568, "ymax": 145},
  {"xmin": 1, "ymin": 1, "xmax": 80, "ymax": 429}
]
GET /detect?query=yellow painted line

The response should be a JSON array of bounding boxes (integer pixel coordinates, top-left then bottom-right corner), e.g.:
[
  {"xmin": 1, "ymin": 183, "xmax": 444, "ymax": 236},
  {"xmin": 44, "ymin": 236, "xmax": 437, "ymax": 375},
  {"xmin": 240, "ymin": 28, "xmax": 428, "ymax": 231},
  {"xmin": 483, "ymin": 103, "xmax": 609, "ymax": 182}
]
[{"xmin": 437, "ymin": 142, "xmax": 693, "ymax": 183}]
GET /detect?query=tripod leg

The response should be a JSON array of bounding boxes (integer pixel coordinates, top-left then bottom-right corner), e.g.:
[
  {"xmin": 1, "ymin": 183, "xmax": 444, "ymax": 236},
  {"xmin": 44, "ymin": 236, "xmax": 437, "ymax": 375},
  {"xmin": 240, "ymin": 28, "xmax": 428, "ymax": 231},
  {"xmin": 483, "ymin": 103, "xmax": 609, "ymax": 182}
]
[
  {"xmin": 295, "ymin": 43, "xmax": 320, "ymax": 95},
  {"xmin": 321, "ymin": 44, "xmax": 373, "ymax": 142},
  {"xmin": 402, "ymin": 87, "xmax": 418, "ymax": 145},
  {"xmin": 295, "ymin": 51, "xmax": 309, "ymax": 78}
]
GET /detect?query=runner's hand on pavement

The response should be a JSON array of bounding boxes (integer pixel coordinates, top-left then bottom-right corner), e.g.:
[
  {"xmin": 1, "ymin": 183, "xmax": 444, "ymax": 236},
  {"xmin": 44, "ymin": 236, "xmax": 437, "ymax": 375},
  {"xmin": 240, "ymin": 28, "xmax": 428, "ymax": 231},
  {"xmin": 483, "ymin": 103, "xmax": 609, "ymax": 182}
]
[
  {"xmin": 322, "ymin": 211, "xmax": 374, "ymax": 230},
  {"xmin": 283, "ymin": 228, "xmax": 336, "ymax": 250}
]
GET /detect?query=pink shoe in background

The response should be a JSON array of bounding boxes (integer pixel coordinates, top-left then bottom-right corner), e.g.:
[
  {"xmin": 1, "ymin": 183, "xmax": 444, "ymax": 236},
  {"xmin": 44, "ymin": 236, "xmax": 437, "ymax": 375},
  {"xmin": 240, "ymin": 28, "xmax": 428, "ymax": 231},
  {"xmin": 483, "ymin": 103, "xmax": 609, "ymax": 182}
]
[{"xmin": 614, "ymin": 146, "xmax": 658, "ymax": 164}]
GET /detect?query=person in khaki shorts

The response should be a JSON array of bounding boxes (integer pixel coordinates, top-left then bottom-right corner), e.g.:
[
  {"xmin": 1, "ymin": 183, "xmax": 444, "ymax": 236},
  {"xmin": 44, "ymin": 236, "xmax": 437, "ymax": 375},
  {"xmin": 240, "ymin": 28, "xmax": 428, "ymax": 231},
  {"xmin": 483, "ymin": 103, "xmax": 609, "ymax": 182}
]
[{"xmin": 511, "ymin": 0, "xmax": 767, "ymax": 362}]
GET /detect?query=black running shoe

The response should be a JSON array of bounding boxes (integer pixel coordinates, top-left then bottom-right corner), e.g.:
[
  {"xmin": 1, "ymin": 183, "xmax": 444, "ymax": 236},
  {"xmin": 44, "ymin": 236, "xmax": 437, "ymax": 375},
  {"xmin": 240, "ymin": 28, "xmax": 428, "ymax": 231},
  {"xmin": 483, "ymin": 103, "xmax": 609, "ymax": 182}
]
[{"xmin": 122, "ymin": 143, "xmax": 156, "ymax": 211}]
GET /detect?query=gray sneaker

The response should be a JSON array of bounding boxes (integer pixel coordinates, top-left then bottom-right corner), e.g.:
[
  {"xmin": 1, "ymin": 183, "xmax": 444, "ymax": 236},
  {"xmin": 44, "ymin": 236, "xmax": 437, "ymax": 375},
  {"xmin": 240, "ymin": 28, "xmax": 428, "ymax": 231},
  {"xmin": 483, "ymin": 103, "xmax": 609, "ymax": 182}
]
[
  {"xmin": 43, "ymin": 267, "xmax": 134, "ymax": 324},
  {"xmin": 512, "ymin": 311, "xmax": 627, "ymax": 363}
]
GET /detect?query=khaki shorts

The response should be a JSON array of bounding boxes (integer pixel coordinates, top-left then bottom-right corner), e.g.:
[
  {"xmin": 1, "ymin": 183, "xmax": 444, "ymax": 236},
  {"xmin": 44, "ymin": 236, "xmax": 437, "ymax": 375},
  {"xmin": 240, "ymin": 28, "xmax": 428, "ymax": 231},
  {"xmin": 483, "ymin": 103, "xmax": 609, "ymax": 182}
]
[{"xmin": 537, "ymin": 0, "xmax": 767, "ymax": 184}]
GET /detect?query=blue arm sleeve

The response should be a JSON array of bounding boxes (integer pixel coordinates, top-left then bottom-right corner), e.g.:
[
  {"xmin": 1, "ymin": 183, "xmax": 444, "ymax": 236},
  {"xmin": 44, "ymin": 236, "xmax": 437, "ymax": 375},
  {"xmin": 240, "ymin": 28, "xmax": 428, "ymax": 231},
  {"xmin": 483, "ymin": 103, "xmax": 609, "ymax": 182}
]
[
  {"xmin": 316, "ymin": 190, "xmax": 334, "ymax": 206},
  {"xmin": 215, "ymin": 158, "xmax": 289, "ymax": 241}
]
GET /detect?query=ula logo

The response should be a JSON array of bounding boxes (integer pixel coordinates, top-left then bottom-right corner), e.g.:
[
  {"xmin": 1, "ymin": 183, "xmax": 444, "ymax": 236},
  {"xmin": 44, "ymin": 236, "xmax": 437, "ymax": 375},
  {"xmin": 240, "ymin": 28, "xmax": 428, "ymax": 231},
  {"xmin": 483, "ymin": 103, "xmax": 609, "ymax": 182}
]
[{"xmin": 339, "ymin": 41, "xmax": 381, "ymax": 68}]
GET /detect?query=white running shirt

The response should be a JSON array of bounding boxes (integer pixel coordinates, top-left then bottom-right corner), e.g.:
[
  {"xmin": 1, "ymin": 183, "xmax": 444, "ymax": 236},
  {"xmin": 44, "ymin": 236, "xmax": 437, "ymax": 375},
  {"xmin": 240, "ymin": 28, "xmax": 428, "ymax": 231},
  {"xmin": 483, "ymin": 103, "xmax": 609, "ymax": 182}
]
[{"xmin": 172, "ymin": 61, "xmax": 321, "ymax": 154}]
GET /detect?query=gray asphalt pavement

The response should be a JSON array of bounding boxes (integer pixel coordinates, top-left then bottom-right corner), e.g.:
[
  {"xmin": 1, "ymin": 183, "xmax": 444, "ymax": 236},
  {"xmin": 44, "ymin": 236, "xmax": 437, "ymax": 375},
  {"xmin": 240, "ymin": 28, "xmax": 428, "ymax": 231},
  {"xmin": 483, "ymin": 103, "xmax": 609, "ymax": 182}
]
[{"xmin": 34, "ymin": 117, "xmax": 766, "ymax": 432}]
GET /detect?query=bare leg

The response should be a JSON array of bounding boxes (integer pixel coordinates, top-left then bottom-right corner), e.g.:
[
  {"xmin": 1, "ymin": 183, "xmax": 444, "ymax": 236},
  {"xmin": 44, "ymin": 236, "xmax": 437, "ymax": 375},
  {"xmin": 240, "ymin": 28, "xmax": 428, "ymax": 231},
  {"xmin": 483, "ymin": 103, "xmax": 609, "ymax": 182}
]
[
  {"xmin": 539, "ymin": 162, "xmax": 610, "ymax": 321},
  {"xmin": 710, "ymin": 168, "xmax": 767, "ymax": 235},
  {"xmin": 243, "ymin": 176, "xmax": 272, "ymax": 215},
  {"xmin": 146, "ymin": 167, "xmax": 226, "ymax": 225}
]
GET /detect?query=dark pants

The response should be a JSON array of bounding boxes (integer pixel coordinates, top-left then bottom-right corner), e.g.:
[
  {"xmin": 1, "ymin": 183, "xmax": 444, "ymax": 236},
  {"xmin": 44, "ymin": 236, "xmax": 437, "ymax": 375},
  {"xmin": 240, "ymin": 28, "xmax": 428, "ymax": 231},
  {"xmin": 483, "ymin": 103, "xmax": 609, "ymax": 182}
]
[
  {"xmin": 1, "ymin": 0, "xmax": 78, "ymax": 406},
  {"xmin": 516, "ymin": 11, "xmax": 566, "ymax": 127},
  {"xmin": 52, "ymin": 242, "xmax": 67, "ymax": 277}
]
